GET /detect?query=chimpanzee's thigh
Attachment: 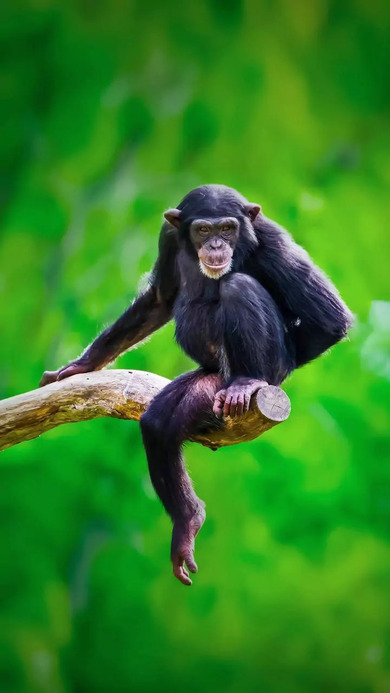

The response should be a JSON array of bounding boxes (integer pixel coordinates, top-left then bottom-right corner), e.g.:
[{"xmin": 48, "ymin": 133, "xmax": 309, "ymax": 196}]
[
  {"xmin": 218, "ymin": 273, "xmax": 295, "ymax": 385},
  {"xmin": 140, "ymin": 369, "xmax": 223, "ymax": 445}
]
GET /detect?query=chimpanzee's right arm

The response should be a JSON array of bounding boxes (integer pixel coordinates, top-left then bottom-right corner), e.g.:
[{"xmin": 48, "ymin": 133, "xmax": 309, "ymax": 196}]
[{"xmin": 40, "ymin": 223, "xmax": 178, "ymax": 386}]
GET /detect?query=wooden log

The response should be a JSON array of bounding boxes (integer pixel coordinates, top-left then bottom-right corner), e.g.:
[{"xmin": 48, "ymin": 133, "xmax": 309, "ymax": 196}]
[{"xmin": 0, "ymin": 370, "xmax": 291, "ymax": 453}]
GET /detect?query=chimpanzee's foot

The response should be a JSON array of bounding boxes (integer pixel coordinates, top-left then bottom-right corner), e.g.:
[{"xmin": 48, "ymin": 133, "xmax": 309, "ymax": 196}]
[
  {"xmin": 213, "ymin": 377, "xmax": 268, "ymax": 417},
  {"xmin": 171, "ymin": 505, "xmax": 206, "ymax": 586}
]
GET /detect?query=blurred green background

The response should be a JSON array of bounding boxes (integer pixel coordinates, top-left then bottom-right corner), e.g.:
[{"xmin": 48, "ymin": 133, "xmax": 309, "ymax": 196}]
[{"xmin": 0, "ymin": 0, "xmax": 389, "ymax": 691}]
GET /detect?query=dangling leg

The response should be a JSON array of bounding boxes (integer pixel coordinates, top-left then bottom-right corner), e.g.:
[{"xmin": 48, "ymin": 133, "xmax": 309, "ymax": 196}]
[{"xmin": 140, "ymin": 369, "xmax": 222, "ymax": 585}]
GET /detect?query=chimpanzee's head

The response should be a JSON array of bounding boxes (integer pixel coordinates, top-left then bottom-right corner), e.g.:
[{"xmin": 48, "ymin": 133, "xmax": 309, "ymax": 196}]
[{"xmin": 164, "ymin": 184, "xmax": 261, "ymax": 279}]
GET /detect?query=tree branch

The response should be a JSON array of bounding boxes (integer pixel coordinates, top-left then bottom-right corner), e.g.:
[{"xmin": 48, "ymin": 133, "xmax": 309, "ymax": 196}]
[{"xmin": 0, "ymin": 370, "xmax": 291, "ymax": 453}]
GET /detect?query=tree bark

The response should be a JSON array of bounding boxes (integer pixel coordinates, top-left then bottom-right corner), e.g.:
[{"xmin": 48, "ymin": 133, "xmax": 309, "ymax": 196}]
[{"xmin": 0, "ymin": 370, "xmax": 291, "ymax": 453}]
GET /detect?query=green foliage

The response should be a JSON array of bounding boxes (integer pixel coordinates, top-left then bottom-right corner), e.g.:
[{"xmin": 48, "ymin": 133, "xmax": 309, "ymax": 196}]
[{"xmin": 0, "ymin": 0, "xmax": 389, "ymax": 691}]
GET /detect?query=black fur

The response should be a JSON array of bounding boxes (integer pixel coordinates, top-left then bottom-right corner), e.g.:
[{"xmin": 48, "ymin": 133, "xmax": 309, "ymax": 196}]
[
  {"xmin": 142, "ymin": 186, "xmax": 352, "ymax": 534},
  {"xmin": 47, "ymin": 185, "xmax": 352, "ymax": 580}
]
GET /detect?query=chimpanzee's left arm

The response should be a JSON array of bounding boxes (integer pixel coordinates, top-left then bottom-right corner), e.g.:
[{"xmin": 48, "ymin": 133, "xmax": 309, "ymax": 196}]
[
  {"xmin": 40, "ymin": 223, "xmax": 179, "ymax": 386},
  {"xmin": 251, "ymin": 216, "xmax": 353, "ymax": 367}
]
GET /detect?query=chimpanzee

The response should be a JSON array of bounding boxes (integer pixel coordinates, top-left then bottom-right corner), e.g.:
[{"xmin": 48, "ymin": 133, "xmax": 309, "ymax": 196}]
[{"xmin": 40, "ymin": 185, "xmax": 353, "ymax": 585}]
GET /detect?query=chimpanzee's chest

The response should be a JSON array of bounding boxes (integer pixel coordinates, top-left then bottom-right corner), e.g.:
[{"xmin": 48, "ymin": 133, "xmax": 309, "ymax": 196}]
[{"xmin": 173, "ymin": 292, "xmax": 222, "ymax": 369}]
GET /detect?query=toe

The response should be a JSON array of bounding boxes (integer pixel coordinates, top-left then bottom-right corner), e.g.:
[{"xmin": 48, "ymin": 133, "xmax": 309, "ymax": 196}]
[
  {"xmin": 173, "ymin": 560, "xmax": 192, "ymax": 586},
  {"xmin": 236, "ymin": 394, "xmax": 244, "ymax": 416},
  {"xmin": 230, "ymin": 394, "xmax": 238, "ymax": 417},
  {"xmin": 213, "ymin": 400, "xmax": 223, "ymax": 416},
  {"xmin": 185, "ymin": 553, "xmax": 198, "ymax": 574},
  {"xmin": 213, "ymin": 390, "xmax": 226, "ymax": 417},
  {"xmin": 223, "ymin": 394, "xmax": 232, "ymax": 417}
]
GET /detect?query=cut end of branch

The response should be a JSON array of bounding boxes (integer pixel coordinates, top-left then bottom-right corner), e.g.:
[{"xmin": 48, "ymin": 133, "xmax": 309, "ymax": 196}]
[
  {"xmin": 193, "ymin": 384, "xmax": 291, "ymax": 449},
  {"xmin": 256, "ymin": 385, "xmax": 291, "ymax": 422}
]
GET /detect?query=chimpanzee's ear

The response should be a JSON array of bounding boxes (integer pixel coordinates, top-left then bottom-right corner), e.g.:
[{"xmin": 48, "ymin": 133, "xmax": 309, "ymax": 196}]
[
  {"xmin": 246, "ymin": 204, "xmax": 261, "ymax": 222},
  {"xmin": 164, "ymin": 208, "xmax": 181, "ymax": 229}
]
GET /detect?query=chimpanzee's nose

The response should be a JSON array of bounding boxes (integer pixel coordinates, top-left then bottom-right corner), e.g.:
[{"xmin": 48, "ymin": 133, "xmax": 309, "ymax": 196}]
[{"xmin": 210, "ymin": 237, "xmax": 223, "ymax": 249}]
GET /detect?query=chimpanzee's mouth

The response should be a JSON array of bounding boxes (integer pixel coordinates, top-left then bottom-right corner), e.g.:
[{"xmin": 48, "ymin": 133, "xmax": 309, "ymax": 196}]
[
  {"xmin": 202, "ymin": 261, "xmax": 231, "ymax": 271},
  {"xmin": 199, "ymin": 259, "xmax": 232, "ymax": 279}
]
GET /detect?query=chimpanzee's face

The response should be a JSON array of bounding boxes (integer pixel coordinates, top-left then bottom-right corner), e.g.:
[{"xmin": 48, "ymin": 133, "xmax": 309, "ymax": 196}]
[
  {"xmin": 164, "ymin": 192, "xmax": 260, "ymax": 280},
  {"xmin": 189, "ymin": 217, "xmax": 239, "ymax": 279}
]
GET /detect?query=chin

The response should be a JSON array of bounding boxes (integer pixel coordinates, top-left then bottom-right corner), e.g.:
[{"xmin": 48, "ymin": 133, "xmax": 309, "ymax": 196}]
[{"xmin": 199, "ymin": 260, "xmax": 232, "ymax": 280}]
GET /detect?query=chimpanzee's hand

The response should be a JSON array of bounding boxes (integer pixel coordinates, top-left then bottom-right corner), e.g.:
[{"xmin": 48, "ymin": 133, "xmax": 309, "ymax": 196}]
[
  {"xmin": 171, "ymin": 506, "xmax": 206, "ymax": 586},
  {"xmin": 213, "ymin": 377, "xmax": 268, "ymax": 417},
  {"xmin": 39, "ymin": 361, "xmax": 94, "ymax": 387}
]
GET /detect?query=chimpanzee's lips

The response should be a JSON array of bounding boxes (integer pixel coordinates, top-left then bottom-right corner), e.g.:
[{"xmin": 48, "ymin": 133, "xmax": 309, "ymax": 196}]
[{"xmin": 202, "ymin": 261, "xmax": 231, "ymax": 270}]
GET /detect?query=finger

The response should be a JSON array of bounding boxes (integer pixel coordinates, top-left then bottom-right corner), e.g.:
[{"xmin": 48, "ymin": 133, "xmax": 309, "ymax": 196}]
[
  {"xmin": 223, "ymin": 394, "xmax": 232, "ymax": 417},
  {"xmin": 57, "ymin": 366, "xmax": 75, "ymax": 381},
  {"xmin": 57, "ymin": 364, "xmax": 84, "ymax": 381},
  {"xmin": 236, "ymin": 394, "xmax": 244, "ymax": 416},
  {"xmin": 39, "ymin": 371, "xmax": 58, "ymax": 388}
]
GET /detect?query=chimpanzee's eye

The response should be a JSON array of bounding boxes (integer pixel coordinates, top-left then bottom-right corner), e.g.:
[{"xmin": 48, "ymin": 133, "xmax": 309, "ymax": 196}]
[
  {"xmin": 222, "ymin": 225, "xmax": 232, "ymax": 233},
  {"xmin": 198, "ymin": 226, "xmax": 209, "ymax": 235}
]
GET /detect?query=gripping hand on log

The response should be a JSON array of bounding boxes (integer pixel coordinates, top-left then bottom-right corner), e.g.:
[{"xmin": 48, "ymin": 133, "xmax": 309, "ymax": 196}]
[{"xmin": 39, "ymin": 360, "xmax": 94, "ymax": 387}]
